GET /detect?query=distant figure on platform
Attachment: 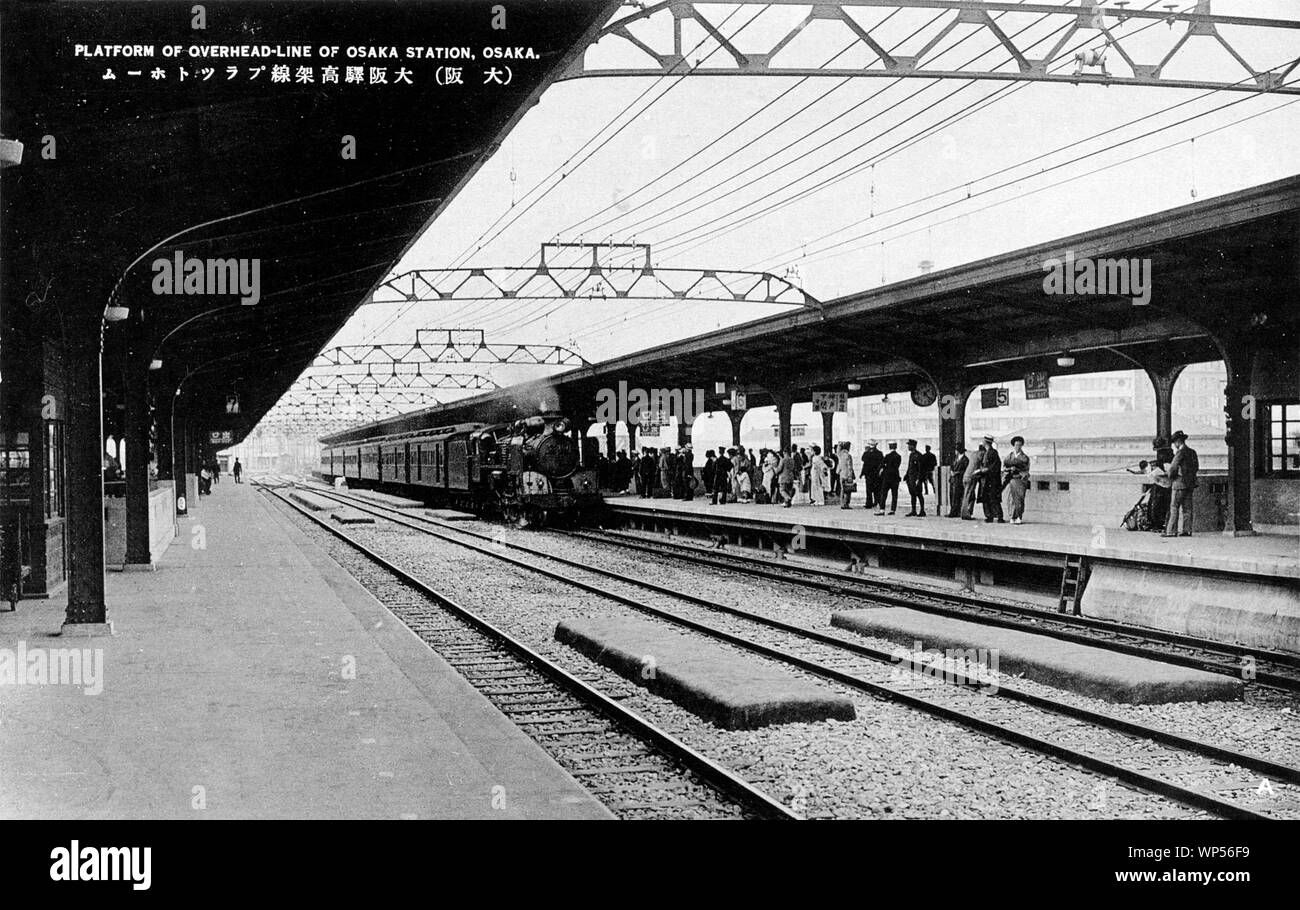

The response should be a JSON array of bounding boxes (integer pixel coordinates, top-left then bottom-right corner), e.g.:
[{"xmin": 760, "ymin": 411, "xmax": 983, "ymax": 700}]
[
  {"xmin": 638, "ymin": 448, "xmax": 657, "ymax": 498},
  {"xmin": 878, "ymin": 442, "xmax": 901, "ymax": 515},
  {"xmin": 211, "ymin": 458, "xmax": 221, "ymax": 485},
  {"xmin": 677, "ymin": 444, "xmax": 695, "ymax": 500},
  {"xmin": 947, "ymin": 446, "xmax": 969, "ymax": 517},
  {"xmin": 808, "ymin": 445, "xmax": 828, "ymax": 506},
  {"xmin": 1147, "ymin": 436, "xmax": 1174, "ymax": 531},
  {"xmin": 732, "ymin": 448, "xmax": 751, "ymax": 502},
  {"xmin": 614, "ymin": 451, "xmax": 632, "ymax": 494},
  {"xmin": 762, "ymin": 449, "xmax": 780, "ymax": 504},
  {"xmin": 961, "ymin": 443, "xmax": 985, "ymax": 520},
  {"xmin": 837, "ymin": 442, "xmax": 856, "ymax": 510},
  {"xmin": 904, "ymin": 439, "xmax": 926, "ymax": 517},
  {"xmin": 861, "ymin": 440, "xmax": 883, "ymax": 512},
  {"xmin": 1003, "ymin": 436, "xmax": 1031, "ymax": 525},
  {"xmin": 233, "ymin": 458, "xmax": 243, "ymax": 484},
  {"xmin": 712, "ymin": 449, "xmax": 733, "ymax": 505},
  {"xmin": 920, "ymin": 444, "xmax": 937, "ymax": 496},
  {"xmin": 825, "ymin": 446, "xmax": 839, "ymax": 497},
  {"xmin": 199, "ymin": 465, "xmax": 212, "ymax": 496},
  {"xmin": 980, "ymin": 436, "xmax": 1004, "ymax": 523},
  {"xmin": 659, "ymin": 448, "xmax": 675, "ymax": 496},
  {"xmin": 1162, "ymin": 430, "xmax": 1199, "ymax": 538},
  {"xmin": 701, "ymin": 450, "xmax": 716, "ymax": 498},
  {"xmin": 777, "ymin": 445, "xmax": 799, "ymax": 508}
]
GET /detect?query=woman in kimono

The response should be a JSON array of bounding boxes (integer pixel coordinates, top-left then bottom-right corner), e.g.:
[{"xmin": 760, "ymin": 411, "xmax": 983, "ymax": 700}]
[
  {"xmin": 808, "ymin": 445, "xmax": 828, "ymax": 506},
  {"xmin": 1004, "ymin": 436, "xmax": 1031, "ymax": 524}
]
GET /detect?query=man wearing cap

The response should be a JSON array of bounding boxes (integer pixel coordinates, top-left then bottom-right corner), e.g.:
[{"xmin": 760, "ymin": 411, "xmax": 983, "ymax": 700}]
[
  {"xmin": 948, "ymin": 446, "xmax": 969, "ymax": 518},
  {"xmin": 879, "ymin": 442, "xmax": 902, "ymax": 515},
  {"xmin": 860, "ymin": 439, "xmax": 884, "ymax": 511},
  {"xmin": 1162, "ymin": 430, "xmax": 1199, "ymax": 537},
  {"xmin": 904, "ymin": 439, "xmax": 926, "ymax": 517}
]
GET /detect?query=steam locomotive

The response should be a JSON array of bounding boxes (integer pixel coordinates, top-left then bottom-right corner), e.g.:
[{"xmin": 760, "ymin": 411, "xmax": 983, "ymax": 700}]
[{"xmin": 318, "ymin": 412, "xmax": 602, "ymax": 527}]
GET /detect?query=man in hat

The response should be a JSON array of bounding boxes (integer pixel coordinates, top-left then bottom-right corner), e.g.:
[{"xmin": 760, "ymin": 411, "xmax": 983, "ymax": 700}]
[
  {"xmin": 904, "ymin": 439, "xmax": 926, "ymax": 517},
  {"xmin": 879, "ymin": 442, "xmax": 902, "ymax": 515},
  {"xmin": 860, "ymin": 439, "xmax": 883, "ymax": 511},
  {"xmin": 677, "ymin": 444, "xmax": 695, "ymax": 500},
  {"xmin": 981, "ymin": 435, "xmax": 1005, "ymax": 522},
  {"xmin": 1161, "ymin": 430, "xmax": 1199, "ymax": 537},
  {"xmin": 948, "ymin": 445, "xmax": 969, "ymax": 518}
]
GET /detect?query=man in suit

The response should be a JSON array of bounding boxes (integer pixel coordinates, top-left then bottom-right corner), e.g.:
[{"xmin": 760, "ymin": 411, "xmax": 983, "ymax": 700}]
[
  {"xmin": 677, "ymin": 444, "xmax": 695, "ymax": 500},
  {"xmin": 961, "ymin": 443, "xmax": 984, "ymax": 520},
  {"xmin": 947, "ymin": 446, "xmax": 969, "ymax": 517},
  {"xmin": 711, "ymin": 449, "xmax": 732, "ymax": 505},
  {"xmin": 903, "ymin": 439, "xmax": 926, "ymax": 517},
  {"xmin": 981, "ymin": 435, "xmax": 1005, "ymax": 522},
  {"xmin": 878, "ymin": 442, "xmax": 902, "ymax": 515},
  {"xmin": 1162, "ymin": 430, "xmax": 1199, "ymax": 537},
  {"xmin": 701, "ymin": 450, "xmax": 716, "ymax": 498},
  {"xmin": 860, "ymin": 440, "xmax": 884, "ymax": 511}
]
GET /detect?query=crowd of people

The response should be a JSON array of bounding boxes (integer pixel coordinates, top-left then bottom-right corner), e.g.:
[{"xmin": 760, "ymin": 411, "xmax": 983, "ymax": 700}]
[{"xmin": 594, "ymin": 435, "xmax": 1032, "ymax": 522}]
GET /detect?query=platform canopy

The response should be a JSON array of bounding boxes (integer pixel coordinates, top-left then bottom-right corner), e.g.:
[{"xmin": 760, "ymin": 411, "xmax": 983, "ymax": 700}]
[
  {"xmin": 322, "ymin": 175, "xmax": 1300, "ymax": 441},
  {"xmin": 1, "ymin": 0, "xmax": 621, "ymax": 443}
]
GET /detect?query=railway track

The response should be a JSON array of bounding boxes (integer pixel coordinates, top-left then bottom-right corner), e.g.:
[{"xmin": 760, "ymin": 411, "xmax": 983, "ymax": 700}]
[
  {"xmin": 295, "ymin": 483, "xmax": 1299, "ymax": 820},
  {"xmin": 578, "ymin": 521, "xmax": 1300, "ymax": 694},
  {"xmin": 262, "ymin": 484, "xmax": 798, "ymax": 821}
]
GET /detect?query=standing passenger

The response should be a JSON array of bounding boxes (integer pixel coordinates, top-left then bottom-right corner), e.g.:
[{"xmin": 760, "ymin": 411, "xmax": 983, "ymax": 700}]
[
  {"xmin": 1162, "ymin": 430, "xmax": 1198, "ymax": 537},
  {"xmin": 947, "ymin": 446, "xmax": 969, "ymax": 518},
  {"xmin": 808, "ymin": 445, "xmax": 827, "ymax": 506},
  {"xmin": 920, "ymin": 445, "xmax": 937, "ymax": 496},
  {"xmin": 837, "ymin": 442, "xmax": 856, "ymax": 510},
  {"xmin": 903, "ymin": 439, "xmax": 926, "ymax": 517},
  {"xmin": 1003, "ymin": 436, "xmax": 1031, "ymax": 524},
  {"xmin": 879, "ymin": 442, "xmax": 901, "ymax": 515},
  {"xmin": 981, "ymin": 436, "xmax": 1004, "ymax": 523},
  {"xmin": 233, "ymin": 458, "xmax": 243, "ymax": 484},
  {"xmin": 861, "ymin": 440, "xmax": 883, "ymax": 512},
  {"xmin": 961, "ymin": 444, "xmax": 984, "ymax": 520},
  {"xmin": 712, "ymin": 449, "xmax": 733, "ymax": 505}
]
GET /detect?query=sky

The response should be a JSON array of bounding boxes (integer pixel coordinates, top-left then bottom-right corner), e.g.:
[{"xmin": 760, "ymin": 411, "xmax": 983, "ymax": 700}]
[{"xmin": 266, "ymin": 0, "xmax": 1300, "ymax": 430}]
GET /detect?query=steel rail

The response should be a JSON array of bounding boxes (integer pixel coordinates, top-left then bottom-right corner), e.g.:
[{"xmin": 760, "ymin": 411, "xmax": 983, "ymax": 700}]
[
  {"xmin": 264, "ymin": 485, "xmax": 800, "ymax": 821},
  {"xmin": 302, "ymin": 485, "xmax": 1291, "ymax": 819}
]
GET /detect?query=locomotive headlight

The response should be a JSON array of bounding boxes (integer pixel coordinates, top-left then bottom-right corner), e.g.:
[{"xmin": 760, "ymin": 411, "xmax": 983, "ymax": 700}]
[{"xmin": 554, "ymin": 418, "xmax": 570, "ymax": 434}]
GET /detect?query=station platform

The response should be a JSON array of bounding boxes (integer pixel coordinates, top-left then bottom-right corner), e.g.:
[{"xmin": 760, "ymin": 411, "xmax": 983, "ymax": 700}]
[
  {"xmin": 0, "ymin": 481, "xmax": 612, "ymax": 820},
  {"xmin": 604, "ymin": 493, "xmax": 1300, "ymax": 653}
]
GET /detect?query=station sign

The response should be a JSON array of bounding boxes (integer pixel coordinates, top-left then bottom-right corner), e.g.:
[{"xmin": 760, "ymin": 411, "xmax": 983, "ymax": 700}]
[
  {"xmin": 981, "ymin": 388, "xmax": 1010, "ymax": 409},
  {"xmin": 811, "ymin": 391, "xmax": 847, "ymax": 413},
  {"xmin": 1024, "ymin": 371, "xmax": 1051, "ymax": 400},
  {"xmin": 639, "ymin": 409, "xmax": 670, "ymax": 429},
  {"xmin": 209, "ymin": 430, "xmax": 234, "ymax": 445},
  {"xmin": 729, "ymin": 390, "xmax": 747, "ymax": 411}
]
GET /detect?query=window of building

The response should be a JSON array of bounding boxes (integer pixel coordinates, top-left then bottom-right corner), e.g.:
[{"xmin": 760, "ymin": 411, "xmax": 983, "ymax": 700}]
[
  {"xmin": 44, "ymin": 420, "xmax": 65, "ymax": 519},
  {"xmin": 1260, "ymin": 401, "xmax": 1300, "ymax": 477}
]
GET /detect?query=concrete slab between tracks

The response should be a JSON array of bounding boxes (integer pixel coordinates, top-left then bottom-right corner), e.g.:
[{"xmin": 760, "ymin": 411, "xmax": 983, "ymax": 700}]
[
  {"xmin": 0, "ymin": 482, "xmax": 612, "ymax": 820},
  {"xmin": 554, "ymin": 615, "xmax": 856, "ymax": 729},
  {"xmin": 830, "ymin": 607, "xmax": 1243, "ymax": 704},
  {"xmin": 346, "ymin": 489, "xmax": 426, "ymax": 509},
  {"xmin": 424, "ymin": 509, "xmax": 476, "ymax": 521}
]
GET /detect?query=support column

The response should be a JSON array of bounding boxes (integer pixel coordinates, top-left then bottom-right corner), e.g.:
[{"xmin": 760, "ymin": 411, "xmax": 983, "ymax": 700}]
[
  {"xmin": 935, "ymin": 378, "xmax": 974, "ymax": 518},
  {"xmin": 63, "ymin": 324, "xmax": 109, "ymax": 629},
  {"xmin": 725, "ymin": 408, "xmax": 744, "ymax": 449},
  {"xmin": 1222, "ymin": 351, "xmax": 1254, "ymax": 537},
  {"xmin": 604, "ymin": 423, "xmax": 616, "ymax": 458},
  {"xmin": 820, "ymin": 410, "xmax": 834, "ymax": 455},
  {"xmin": 124, "ymin": 329, "xmax": 153, "ymax": 567},
  {"xmin": 1145, "ymin": 364, "xmax": 1185, "ymax": 443},
  {"xmin": 772, "ymin": 391, "xmax": 793, "ymax": 452}
]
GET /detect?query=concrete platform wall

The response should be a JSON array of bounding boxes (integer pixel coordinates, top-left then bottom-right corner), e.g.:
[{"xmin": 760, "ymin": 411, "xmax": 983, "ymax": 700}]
[{"xmin": 1083, "ymin": 562, "xmax": 1300, "ymax": 653}]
